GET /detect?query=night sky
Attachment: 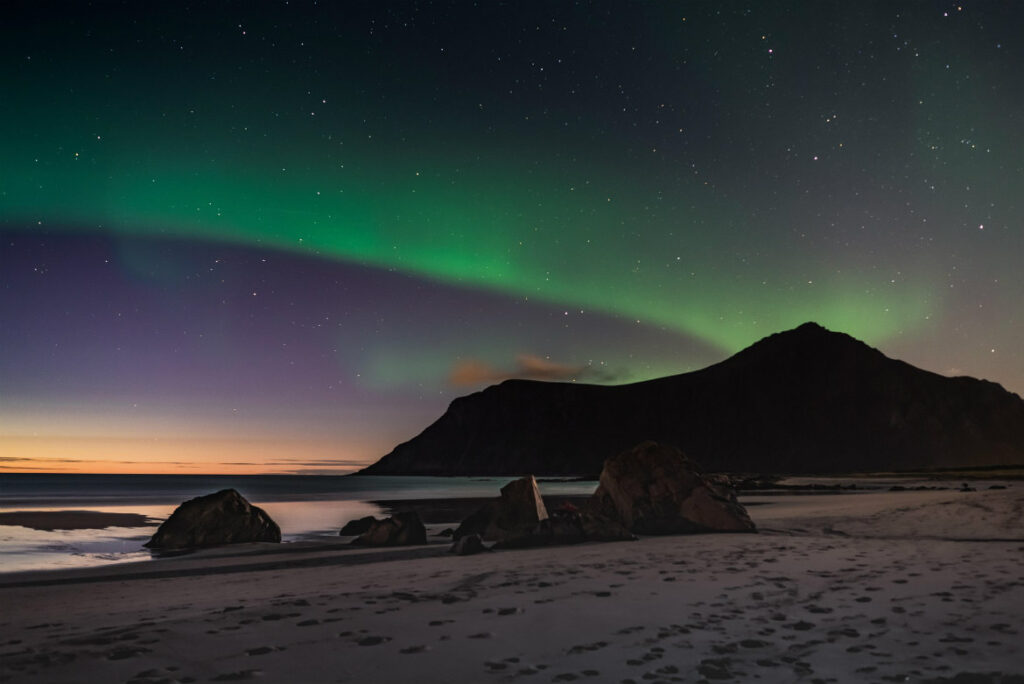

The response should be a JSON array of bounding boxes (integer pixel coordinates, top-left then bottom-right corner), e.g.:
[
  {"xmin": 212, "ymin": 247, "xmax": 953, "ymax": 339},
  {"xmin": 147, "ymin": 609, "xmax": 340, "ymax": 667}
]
[{"xmin": 2, "ymin": 2, "xmax": 1022, "ymax": 474}]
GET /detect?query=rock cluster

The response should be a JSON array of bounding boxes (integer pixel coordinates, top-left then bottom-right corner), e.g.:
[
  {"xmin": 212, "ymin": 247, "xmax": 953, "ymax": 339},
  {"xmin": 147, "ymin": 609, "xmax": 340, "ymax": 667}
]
[
  {"xmin": 350, "ymin": 512, "xmax": 427, "ymax": 547},
  {"xmin": 449, "ymin": 441, "xmax": 754, "ymax": 552},
  {"xmin": 145, "ymin": 489, "xmax": 281, "ymax": 550},
  {"xmin": 148, "ymin": 442, "xmax": 754, "ymax": 556},
  {"xmin": 494, "ymin": 507, "xmax": 634, "ymax": 549}
]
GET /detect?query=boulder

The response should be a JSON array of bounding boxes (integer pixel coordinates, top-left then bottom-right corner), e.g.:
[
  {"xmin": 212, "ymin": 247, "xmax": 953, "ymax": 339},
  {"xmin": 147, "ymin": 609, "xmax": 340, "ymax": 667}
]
[
  {"xmin": 339, "ymin": 516, "xmax": 377, "ymax": 536},
  {"xmin": 495, "ymin": 511, "xmax": 583, "ymax": 549},
  {"xmin": 453, "ymin": 475, "xmax": 548, "ymax": 542},
  {"xmin": 352, "ymin": 512, "xmax": 427, "ymax": 546},
  {"xmin": 577, "ymin": 511, "xmax": 638, "ymax": 542},
  {"xmin": 589, "ymin": 441, "xmax": 756, "ymax": 534},
  {"xmin": 495, "ymin": 509, "xmax": 635, "ymax": 549},
  {"xmin": 144, "ymin": 489, "xmax": 280, "ymax": 550},
  {"xmin": 450, "ymin": 533, "xmax": 488, "ymax": 555}
]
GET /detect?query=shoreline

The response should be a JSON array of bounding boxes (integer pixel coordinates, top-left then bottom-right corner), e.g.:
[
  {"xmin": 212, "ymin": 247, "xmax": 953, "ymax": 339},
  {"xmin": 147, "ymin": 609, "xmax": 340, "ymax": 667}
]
[
  {"xmin": 2, "ymin": 480, "xmax": 1020, "ymax": 574},
  {"xmin": 2, "ymin": 491, "xmax": 1022, "ymax": 682},
  {"xmin": 2, "ymin": 487, "xmax": 1022, "ymax": 682}
]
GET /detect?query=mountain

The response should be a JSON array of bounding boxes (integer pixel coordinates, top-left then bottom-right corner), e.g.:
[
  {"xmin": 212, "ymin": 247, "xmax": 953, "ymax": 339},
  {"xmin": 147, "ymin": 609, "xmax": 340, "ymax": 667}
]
[{"xmin": 358, "ymin": 323, "xmax": 1024, "ymax": 475}]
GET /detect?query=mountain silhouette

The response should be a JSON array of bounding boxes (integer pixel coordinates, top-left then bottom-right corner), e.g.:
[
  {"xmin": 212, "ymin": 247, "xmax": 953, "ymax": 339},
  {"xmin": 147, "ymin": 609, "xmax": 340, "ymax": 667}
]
[{"xmin": 359, "ymin": 323, "xmax": 1024, "ymax": 475}]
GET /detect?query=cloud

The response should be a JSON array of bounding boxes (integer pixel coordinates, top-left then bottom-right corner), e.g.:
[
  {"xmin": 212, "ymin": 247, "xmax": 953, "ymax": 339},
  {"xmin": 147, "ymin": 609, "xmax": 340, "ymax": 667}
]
[
  {"xmin": 0, "ymin": 456, "xmax": 196, "ymax": 466},
  {"xmin": 450, "ymin": 354, "xmax": 625, "ymax": 387},
  {"xmin": 0, "ymin": 463, "xmax": 76, "ymax": 471},
  {"xmin": 281, "ymin": 468, "xmax": 363, "ymax": 475},
  {"xmin": 282, "ymin": 460, "xmax": 370, "ymax": 467},
  {"xmin": 233, "ymin": 459, "xmax": 370, "ymax": 468},
  {"xmin": 0, "ymin": 456, "xmax": 84, "ymax": 464}
]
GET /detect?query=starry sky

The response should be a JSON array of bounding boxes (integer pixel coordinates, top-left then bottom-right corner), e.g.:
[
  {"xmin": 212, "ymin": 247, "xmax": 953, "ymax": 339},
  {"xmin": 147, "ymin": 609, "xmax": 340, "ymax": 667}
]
[{"xmin": 2, "ymin": 1, "xmax": 1022, "ymax": 474}]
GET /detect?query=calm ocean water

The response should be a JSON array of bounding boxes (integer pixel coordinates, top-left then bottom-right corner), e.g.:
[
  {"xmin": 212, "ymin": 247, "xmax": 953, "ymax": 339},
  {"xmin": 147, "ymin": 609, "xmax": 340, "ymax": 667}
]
[{"xmin": 0, "ymin": 474, "xmax": 597, "ymax": 573}]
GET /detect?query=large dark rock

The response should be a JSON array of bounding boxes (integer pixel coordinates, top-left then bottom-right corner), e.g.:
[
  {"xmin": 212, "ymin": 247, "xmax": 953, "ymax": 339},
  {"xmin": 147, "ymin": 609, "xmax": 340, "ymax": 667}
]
[
  {"xmin": 358, "ymin": 323, "xmax": 1024, "ymax": 475},
  {"xmin": 144, "ymin": 489, "xmax": 280, "ymax": 550},
  {"xmin": 453, "ymin": 476, "xmax": 548, "ymax": 542},
  {"xmin": 351, "ymin": 512, "xmax": 427, "ymax": 547},
  {"xmin": 590, "ymin": 441, "xmax": 756, "ymax": 534}
]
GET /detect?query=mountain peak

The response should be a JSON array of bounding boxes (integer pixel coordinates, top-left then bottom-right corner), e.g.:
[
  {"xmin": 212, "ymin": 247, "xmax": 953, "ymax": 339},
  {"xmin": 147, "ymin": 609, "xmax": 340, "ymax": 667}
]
[
  {"xmin": 718, "ymin": 321, "xmax": 882, "ymax": 374},
  {"xmin": 762, "ymin": 321, "xmax": 854, "ymax": 344},
  {"xmin": 795, "ymin": 321, "xmax": 829, "ymax": 333}
]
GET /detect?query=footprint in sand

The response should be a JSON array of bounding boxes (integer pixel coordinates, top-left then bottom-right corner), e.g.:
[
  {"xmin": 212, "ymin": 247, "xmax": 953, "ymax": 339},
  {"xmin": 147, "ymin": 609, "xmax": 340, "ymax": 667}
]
[
  {"xmin": 739, "ymin": 639, "xmax": 771, "ymax": 649},
  {"xmin": 260, "ymin": 612, "xmax": 300, "ymax": 621},
  {"xmin": 697, "ymin": 658, "xmax": 735, "ymax": 680},
  {"xmin": 400, "ymin": 645, "xmax": 430, "ymax": 654},
  {"xmin": 125, "ymin": 669, "xmax": 185, "ymax": 684},
  {"xmin": 566, "ymin": 641, "xmax": 608, "ymax": 654},
  {"xmin": 210, "ymin": 670, "xmax": 261, "ymax": 681},
  {"xmin": 827, "ymin": 627, "xmax": 860, "ymax": 639},
  {"xmin": 107, "ymin": 646, "xmax": 152, "ymax": 660},
  {"xmin": 784, "ymin": 621, "xmax": 815, "ymax": 631},
  {"xmin": 355, "ymin": 635, "xmax": 391, "ymax": 646}
]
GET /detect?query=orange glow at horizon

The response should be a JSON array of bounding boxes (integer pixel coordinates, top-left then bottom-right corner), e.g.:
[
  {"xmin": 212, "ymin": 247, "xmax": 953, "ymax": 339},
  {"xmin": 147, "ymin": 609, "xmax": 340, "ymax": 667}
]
[{"xmin": 0, "ymin": 435, "xmax": 371, "ymax": 475}]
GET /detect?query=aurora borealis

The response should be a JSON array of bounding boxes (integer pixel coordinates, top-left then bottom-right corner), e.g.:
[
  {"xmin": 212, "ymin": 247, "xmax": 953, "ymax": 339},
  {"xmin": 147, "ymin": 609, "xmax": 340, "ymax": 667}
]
[{"xmin": 2, "ymin": 2, "xmax": 1022, "ymax": 473}]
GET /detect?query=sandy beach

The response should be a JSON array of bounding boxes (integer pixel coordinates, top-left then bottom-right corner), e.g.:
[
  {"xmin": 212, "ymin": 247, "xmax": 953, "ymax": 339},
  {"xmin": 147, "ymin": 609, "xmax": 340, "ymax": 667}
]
[{"xmin": 2, "ymin": 486, "xmax": 1022, "ymax": 684}]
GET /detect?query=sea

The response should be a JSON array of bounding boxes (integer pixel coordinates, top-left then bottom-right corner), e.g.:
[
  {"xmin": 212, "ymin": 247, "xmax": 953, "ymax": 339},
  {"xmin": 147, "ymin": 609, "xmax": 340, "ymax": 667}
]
[{"xmin": 0, "ymin": 474, "xmax": 598, "ymax": 574}]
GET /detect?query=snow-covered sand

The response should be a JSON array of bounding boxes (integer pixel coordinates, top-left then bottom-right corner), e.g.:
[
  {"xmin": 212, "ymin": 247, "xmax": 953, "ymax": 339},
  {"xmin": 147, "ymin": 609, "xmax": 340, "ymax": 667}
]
[{"xmin": 1, "ymin": 486, "xmax": 1022, "ymax": 683}]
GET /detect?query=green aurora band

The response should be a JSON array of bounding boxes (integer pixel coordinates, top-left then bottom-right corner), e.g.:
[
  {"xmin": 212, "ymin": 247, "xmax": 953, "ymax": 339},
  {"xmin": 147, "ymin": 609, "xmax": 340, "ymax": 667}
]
[{"xmin": 0, "ymin": 134, "xmax": 934, "ymax": 355}]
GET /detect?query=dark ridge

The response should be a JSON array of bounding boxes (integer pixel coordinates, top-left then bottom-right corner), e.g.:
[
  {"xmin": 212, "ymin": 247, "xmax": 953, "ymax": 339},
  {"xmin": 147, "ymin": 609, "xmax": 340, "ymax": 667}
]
[{"xmin": 358, "ymin": 323, "xmax": 1024, "ymax": 476}]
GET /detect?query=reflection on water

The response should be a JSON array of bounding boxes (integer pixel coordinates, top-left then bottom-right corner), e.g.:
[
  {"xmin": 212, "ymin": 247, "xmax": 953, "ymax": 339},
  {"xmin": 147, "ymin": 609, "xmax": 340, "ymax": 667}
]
[
  {"xmin": 258, "ymin": 500, "xmax": 387, "ymax": 539},
  {"xmin": 0, "ymin": 523, "xmax": 155, "ymax": 573}
]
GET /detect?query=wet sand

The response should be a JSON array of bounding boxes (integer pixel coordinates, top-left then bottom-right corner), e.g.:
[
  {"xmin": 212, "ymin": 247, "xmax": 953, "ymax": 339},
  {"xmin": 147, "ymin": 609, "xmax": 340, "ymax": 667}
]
[
  {"xmin": 1, "ymin": 487, "xmax": 1022, "ymax": 683},
  {"xmin": 0, "ymin": 511, "xmax": 157, "ymax": 532}
]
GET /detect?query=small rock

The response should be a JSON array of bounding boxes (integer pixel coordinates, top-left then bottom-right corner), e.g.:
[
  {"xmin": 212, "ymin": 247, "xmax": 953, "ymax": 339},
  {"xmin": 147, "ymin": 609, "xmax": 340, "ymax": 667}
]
[
  {"xmin": 450, "ymin": 533, "xmax": 488, "ymax": 555},
  {"xmin": 352, "ymin": 512, "xmax": 427, "ymax": 547},
  {"xmin": 339, "ymin": 516, "xmax": 377, "ymax": 536}
]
